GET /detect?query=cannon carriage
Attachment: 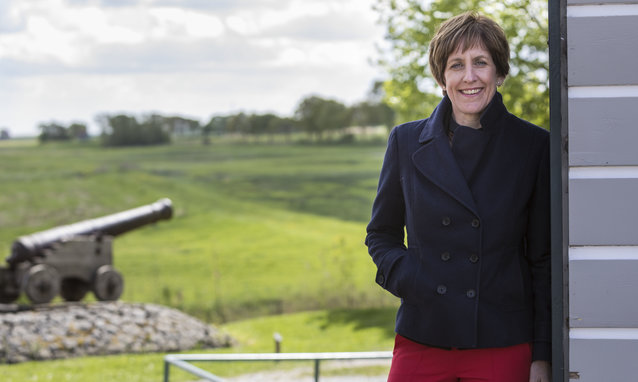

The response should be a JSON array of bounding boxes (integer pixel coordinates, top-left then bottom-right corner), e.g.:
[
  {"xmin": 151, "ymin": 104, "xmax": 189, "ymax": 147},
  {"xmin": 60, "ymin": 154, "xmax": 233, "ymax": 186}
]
[{"xmin": 0, "ymin": 198, "xmax": 173, "ymax": 304}]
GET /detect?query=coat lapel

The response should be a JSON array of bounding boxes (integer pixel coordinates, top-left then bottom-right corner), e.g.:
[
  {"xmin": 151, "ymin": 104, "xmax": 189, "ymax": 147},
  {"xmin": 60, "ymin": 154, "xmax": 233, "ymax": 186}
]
[{"xmin": 411, "ymin": 97, "xmax": 479, "ymax": 216}]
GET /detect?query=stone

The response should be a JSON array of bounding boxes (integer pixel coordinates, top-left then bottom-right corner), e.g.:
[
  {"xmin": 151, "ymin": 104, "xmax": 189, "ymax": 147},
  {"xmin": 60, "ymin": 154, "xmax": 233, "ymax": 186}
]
[{"xmin": 0, "ymin": 302, "xmax": 233, "ymax": 364}]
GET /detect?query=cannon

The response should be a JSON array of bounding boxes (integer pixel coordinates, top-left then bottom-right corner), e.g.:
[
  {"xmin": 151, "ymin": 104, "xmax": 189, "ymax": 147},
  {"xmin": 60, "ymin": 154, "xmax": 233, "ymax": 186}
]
[{"xmin": 0, "ymin": 198, "xmax": 173, "ymax": 304}]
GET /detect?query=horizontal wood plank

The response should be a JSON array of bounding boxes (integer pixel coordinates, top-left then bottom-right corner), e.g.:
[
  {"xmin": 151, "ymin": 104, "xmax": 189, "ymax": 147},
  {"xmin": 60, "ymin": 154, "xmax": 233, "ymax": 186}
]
[
  {"xmin": 568, "ymin": 16, "xmax": 638, "ymax": 86},
  {"xmin": 569, "ymin": 178, "xmax": 638, "ymax": 245},
  {"xmin": 570, "ymin": 339, "xmax": 638, "ymax": 382},
  {"xmin": 570, "ymin": 259, "xmax": 638, "ymax": 327},
  {"xmin": 569, "ymin": 97, "xmax": 638, "ymax": 166}
]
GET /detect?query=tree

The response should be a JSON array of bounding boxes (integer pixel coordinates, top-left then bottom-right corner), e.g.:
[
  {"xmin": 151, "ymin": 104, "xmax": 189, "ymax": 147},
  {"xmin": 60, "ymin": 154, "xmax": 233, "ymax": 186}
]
[
  {"xmin": 68, "ymin": 123, "xmax": 89, "ymax": 140},
  {"xmin": 226, "ymin": 113, "xmax": 251, "ymax": 138},
  {"xmin": 248, "ymin": 113, "xmax": 277, "ymax": 140},
  {"xmin": 203, "ymin": 116, "xmax": 229, "ymax": 136},
  {"xmin": 140, "ymin": 114, "xmax": 172, "ymax": 145},
  {"xmin": 350, "ymin": 101, "xmax": 395, "ymax": 129},
  {"xmin": 37, "ymin": 121, "xmax": 89, "ymax": 142},
  {"xmin": 348, "ymin": 80, "xmax": 396, "ymax": 131},
  {"xmin": 98, "ymin": 114, "xmax": 170, "ymax": 146},
  {"xmin": 295, "ymin": 96, "xmax": 350, "ymax": 141},
  {"xmin": 375, "ymin": 0, "xmax": 549, "ymax": 128},
  {"xmin": 38, "ymin": 122, "xmax": 70, "ymax": 142},
  {"xmin": 202, "ymin": 115, "xmax": 226, "ymax": 144},
  {"xmin": 267, "ymin": 116, "xmax": 298, "ymax": 143}
]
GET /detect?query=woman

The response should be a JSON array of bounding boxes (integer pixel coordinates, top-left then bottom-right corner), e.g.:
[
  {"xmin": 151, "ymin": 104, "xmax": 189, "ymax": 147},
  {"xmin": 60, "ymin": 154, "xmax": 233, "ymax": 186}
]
[{"xmin": 365, "ymin": 12, "xmax": 551, "ymax": 382}]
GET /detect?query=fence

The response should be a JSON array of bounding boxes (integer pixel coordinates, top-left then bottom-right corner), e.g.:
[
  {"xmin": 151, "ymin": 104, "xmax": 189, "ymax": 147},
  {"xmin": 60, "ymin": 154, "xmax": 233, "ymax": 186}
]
[{"xmin": 163, "ymin": 351, "xmax": 393, "ymax": 382}]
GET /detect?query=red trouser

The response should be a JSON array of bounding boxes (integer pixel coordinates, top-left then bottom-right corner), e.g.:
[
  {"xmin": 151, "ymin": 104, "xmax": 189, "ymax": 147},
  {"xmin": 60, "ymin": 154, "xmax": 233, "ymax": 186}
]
[{"xmin": 387, "ymin": 334, "xmax": 531, "ymax": 382}]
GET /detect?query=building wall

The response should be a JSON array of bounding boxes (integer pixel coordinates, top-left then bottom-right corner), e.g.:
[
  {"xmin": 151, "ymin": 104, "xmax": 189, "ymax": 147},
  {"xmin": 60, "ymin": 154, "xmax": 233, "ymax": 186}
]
[{"xmin": 566, "ymin": 1, "xmax": 638, "ymax": 380}]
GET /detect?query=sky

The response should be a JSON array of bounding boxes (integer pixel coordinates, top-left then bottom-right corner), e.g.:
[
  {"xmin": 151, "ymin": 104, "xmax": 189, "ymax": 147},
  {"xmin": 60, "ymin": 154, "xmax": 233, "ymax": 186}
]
[{"xmin": 0, "ymin": 0, "xmax": 387, "ymax": 137}]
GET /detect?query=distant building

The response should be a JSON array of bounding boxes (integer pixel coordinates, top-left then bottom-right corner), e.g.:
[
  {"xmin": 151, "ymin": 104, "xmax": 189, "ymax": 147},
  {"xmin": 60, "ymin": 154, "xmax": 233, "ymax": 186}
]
[{"xmin": 162, "ymin": 116, "xmax": 201, "ymax": 137}]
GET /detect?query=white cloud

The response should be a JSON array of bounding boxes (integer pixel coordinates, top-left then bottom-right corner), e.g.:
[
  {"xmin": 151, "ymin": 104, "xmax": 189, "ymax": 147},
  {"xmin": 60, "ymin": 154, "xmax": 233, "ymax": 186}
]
[
  {"xmin": 0, "ymin": 0, "xmax": 386, "ymax": 136},
  {"xmin": 149, "ymin": 7, "xmax": 224, "ymax": 40},
  {"xmin": 229, "ymin": 2, "xmax": 325, "ymax": 34}
]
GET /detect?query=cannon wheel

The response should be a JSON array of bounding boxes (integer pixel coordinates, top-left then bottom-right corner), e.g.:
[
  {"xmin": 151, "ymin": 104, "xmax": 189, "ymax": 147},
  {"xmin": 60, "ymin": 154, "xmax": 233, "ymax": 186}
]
[
  {"xmin": 60, "ymin": 278, "xmax": 90, "ymax": 302},
  {"xmin": 92, "ymin": 265, "xmax": 123, "ymax": 301},
  {"xmin": 23, "ymin": 264, "xmax": 60, "ymax": 304}
]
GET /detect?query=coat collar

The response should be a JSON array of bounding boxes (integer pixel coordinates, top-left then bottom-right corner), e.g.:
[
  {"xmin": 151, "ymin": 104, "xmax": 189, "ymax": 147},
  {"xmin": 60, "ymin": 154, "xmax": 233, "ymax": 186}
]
[
  {"xmin": 418, "ymin": 92, "xmax": 507, "ymax": 144},
  {"xmin": 411, "ymin": 92, "xmax": 507, "ymax": 216},
  {"xmin": 412, "ymin": 133, "xmax": 479, "ymax": 216}
]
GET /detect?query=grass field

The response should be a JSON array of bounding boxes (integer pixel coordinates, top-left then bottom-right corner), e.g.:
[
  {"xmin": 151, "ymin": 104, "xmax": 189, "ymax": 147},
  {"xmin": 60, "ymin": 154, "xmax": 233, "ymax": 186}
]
[
  {"xmin": 0, "ymin": 308, "xmax": 396, "ymax": 381},
  {"xmin": 0, "ymin": 136, "xmax": 399, "ymax": 380}
]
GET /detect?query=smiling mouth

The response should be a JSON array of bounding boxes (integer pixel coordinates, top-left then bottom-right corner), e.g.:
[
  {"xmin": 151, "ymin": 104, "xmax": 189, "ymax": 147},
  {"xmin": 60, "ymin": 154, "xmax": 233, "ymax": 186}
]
[{"xmin": 460, "ymin": 88, "xmax": 482, "ymax": 95}]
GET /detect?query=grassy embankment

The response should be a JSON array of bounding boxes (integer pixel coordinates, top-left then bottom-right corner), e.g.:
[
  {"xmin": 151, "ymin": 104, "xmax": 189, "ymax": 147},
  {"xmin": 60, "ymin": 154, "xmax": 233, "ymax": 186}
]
[{"xmin": 0, "ymin": 137, "xmax": 399, "ymax": 381}]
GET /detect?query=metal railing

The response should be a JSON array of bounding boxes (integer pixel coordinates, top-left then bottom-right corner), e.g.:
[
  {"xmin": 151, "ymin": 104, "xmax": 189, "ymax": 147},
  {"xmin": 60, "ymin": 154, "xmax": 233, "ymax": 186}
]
[{"xmin": 163, "ymin": 351, "xmax": 393, "ymax": 382}]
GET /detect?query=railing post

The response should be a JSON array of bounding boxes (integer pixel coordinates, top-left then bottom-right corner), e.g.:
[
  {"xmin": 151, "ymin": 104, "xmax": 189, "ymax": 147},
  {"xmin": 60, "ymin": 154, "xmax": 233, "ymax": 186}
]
[
  {"xmin": 163, "ymin": 359, "xmax": 170, "ymax": 382},
  {"xmin": 314, "ymin": 359, "xmax": 320, "ymax": 382}
]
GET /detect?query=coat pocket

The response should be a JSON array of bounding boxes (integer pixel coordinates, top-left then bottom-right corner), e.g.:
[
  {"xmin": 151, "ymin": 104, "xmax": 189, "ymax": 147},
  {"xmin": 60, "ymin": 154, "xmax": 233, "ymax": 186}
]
[
  {"xmin": 397, "ymin": 248, "xmax": 434, "ymax": 304},
  {"xmin": 377, "ymin": 247, "xmax": 419, "ymax": 300}
]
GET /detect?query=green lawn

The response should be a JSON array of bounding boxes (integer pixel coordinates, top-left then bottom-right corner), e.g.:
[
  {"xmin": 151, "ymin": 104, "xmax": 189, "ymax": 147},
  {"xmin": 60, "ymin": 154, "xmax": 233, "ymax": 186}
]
[
  {"xmin": 0, "ymin": 308, "xmax": 397, "ymax": 381},
  {"xmin": 0, "ymin": 138, "xmax": 396, "ymax": 320},
  {"xmin": 0, "ymin": 136, "xmax": 399, "ymax": 380}
]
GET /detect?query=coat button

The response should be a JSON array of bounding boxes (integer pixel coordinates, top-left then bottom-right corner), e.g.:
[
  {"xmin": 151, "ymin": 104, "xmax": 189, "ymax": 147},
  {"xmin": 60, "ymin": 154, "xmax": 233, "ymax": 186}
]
[
  {"xmin": 466, "ymin": 289, "xmax": 476, "ymax": 298},
  {"xmin": 441, "ymin": 252, "xmax": 451, "ymax": 261},
  {"xmin": 437, "ymin": 285, "xmax": 447, "ymax": 295},
  {"xmin": 442, "ymin": 217, "xmax": 451, "ymax": 226},
  {"xmin": 469, "ymin": 254, "xmax": 479, "ymax": 263},
  {"xmin": 471, "ymin": 218, "xmax": 480, "ymax": 228},
  {"xmin": 376, "ymin": 273, "xmax": 385, "ymax": 285}
]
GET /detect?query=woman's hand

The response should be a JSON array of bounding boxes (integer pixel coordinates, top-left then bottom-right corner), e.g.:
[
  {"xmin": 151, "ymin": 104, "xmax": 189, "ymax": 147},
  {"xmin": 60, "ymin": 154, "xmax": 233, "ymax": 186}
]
[{"xmin": 529, "ymin": 360, "xmax": 551, "ymax": 382}]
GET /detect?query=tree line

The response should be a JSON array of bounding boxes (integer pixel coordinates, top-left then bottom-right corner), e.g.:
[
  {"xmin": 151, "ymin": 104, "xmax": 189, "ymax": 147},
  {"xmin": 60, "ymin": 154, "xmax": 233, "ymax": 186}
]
[{"xmin": 37, "ymin": 93, "xmax": 394, "ymax": 146}]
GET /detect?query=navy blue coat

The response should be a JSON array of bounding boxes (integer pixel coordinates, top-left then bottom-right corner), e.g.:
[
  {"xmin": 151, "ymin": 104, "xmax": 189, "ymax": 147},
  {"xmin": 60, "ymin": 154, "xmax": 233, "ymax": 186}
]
[{"xmin": 365, "ymin": 93, "xmax": 551, "ymax": 361}]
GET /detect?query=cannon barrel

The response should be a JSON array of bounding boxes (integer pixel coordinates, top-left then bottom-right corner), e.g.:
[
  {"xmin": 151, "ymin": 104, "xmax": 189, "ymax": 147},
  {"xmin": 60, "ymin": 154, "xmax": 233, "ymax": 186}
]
[{"xmin": 6, "ymin": 198, "xmax": 173, "ymax": 266}]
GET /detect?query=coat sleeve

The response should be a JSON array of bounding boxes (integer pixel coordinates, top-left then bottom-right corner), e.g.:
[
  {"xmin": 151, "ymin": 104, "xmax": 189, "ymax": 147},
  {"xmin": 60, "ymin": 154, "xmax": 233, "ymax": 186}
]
[
  {"xmin": 526, "ymin": 134, "xmax": 552, "ymax": 362},
  {"xmin": 365, "ymin": 128, "xmax": 412, "ymax": 298}
]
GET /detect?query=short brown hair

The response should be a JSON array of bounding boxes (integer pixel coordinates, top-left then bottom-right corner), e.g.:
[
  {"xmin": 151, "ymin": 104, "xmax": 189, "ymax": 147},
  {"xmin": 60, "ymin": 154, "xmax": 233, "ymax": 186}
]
[{"xmin": 428, "ymin": 12, "xmax": 510, "ymax": 89}]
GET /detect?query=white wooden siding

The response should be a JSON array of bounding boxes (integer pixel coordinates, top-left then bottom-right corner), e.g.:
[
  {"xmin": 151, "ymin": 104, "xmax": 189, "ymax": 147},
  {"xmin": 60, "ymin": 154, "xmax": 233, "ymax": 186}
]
[{"xmin": 567, "ymin": 0, "xmax": 638, "ymax": 380}]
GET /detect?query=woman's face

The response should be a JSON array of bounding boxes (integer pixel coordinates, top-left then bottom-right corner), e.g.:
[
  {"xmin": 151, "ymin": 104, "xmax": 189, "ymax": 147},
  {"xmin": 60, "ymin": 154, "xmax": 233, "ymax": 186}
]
[{"xmin": 442, "ymin": 44, "xmax": 504, "ymax": 128}]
